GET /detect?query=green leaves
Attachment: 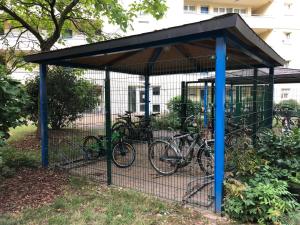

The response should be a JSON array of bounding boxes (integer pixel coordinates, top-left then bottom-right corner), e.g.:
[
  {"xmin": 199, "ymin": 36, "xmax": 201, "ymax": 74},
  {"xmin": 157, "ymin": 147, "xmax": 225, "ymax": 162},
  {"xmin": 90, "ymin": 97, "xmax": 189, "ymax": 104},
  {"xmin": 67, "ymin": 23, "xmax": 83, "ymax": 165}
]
[
  {"xmin": 24, "ymin": 66, "xmax": 100, "ymax": 130},
  {"xmin": 224, "ymin": 167, "xmax": 300, "ymax": 224},
  {"xmin": 0, "ymin": 65, "xmax": 29, "ymax": 144}
]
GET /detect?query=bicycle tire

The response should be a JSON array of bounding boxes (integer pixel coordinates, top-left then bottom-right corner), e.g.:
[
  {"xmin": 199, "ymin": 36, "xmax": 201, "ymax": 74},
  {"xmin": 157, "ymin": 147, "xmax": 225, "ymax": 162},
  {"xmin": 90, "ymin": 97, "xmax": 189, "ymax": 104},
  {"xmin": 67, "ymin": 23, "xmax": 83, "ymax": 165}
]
[
  {"xmin": 148, "ymin": 140, "xmax": 179, "ymax": 175},
  {"xmin": 197, "ymin": 140, "xmax": 214, "ymax": 175},
  {"xmin": 83, "ymin": 136, "xmax": 101, "ymax": 160},
  {"xmin": 112, "ymin": 141, "xmax": 136, "ymax": 168}
]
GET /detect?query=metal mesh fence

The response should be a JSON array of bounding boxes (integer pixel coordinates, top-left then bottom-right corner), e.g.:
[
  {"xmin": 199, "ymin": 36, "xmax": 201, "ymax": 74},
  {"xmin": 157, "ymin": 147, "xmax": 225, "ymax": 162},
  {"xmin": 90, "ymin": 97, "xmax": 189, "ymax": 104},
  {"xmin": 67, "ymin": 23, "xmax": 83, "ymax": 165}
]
[{"xmin": 45, "ymin": 55, "xmax": 298, "ymax": 211}]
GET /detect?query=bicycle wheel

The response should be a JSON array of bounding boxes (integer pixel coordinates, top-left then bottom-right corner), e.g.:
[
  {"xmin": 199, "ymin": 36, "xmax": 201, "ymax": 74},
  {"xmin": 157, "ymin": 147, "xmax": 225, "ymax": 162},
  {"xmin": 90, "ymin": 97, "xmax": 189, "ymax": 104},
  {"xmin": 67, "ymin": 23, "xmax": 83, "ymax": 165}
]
[
  {"xmin": 197, "ymin": 140, "xmax": 214, "ymax": 175},
  {"xmin": 83, "ymin": 136, "xmax": 100, "ymax": 160},
  {"xmin": 112, "ymin": 141, "xmax": 136, "ymax": 168},
  {"xmin": 148, "ymin": 140, "xmax": 179, "ymax": 175}
]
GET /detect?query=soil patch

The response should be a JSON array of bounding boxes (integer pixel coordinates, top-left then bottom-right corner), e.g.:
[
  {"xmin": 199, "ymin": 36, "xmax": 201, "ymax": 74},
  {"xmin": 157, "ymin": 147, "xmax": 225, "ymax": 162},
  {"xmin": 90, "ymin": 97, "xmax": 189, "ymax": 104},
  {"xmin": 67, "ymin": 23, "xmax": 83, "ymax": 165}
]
[{"xmin": 0, "ymin": 168, "xmax": 67, "ymax": 214}]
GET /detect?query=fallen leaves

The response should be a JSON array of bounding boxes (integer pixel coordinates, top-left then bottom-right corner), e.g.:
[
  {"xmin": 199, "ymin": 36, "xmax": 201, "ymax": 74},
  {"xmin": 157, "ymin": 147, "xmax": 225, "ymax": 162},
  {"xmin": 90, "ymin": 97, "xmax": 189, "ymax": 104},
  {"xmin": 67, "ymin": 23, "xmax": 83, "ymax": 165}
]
[{"xmin": 0, "ymin": 168, "xmax": 67, "ymax": 214}]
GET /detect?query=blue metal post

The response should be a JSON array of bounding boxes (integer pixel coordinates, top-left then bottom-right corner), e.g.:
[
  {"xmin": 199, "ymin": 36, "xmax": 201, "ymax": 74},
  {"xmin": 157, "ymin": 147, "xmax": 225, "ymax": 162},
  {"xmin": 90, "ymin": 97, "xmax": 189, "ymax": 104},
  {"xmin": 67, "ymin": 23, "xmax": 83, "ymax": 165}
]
[
  {"xmin": 229, "ymin": 84, "xmax": 233, "ymax": 114},
  {"xmin": 204, "ymin": 82, "xmax": 208, "ymax": 128},
  {"xmin": 214, "ymin": 36, "xmax": 226, "ymax": 213},
  {"xmin": 39, "ymin": 64, "xmax": 48, "ymax": 167},
  {"xmin": 145, "ymin": 75, "xmax": 150, "ymax": 121}
]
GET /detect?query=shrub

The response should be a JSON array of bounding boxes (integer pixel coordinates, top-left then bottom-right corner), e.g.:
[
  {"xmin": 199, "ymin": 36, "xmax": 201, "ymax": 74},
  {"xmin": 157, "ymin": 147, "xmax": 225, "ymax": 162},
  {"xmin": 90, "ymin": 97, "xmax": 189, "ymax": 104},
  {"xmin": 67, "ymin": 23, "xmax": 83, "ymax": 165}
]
[
  {"xmin": 0, "ymin": 147, "xmax": 39, "ymax": 180},
  {"xmin": 25, "ymin": 67, "xmax": 100, "ymax": 129},
  {"xmin": 0, "ymin": 65, "xmax": 29, "ymax": 144},
  {"xmin": 224, "ymin": 166, "xmax": 300, "ymax": 225},
  {"xmin": 152, "ymin": 96, "xmax": 202, "ymax": 130}
]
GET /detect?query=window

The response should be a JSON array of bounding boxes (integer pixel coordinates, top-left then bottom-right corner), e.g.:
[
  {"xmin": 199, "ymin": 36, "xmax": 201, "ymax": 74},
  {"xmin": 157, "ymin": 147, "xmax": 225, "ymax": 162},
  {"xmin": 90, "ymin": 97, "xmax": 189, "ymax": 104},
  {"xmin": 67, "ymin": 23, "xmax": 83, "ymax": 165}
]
[
  {"xmin": 281, "ymin": 88, "xmax": 290, "ymax": 99},
  {"xmin": 153, "ymin": 104, "xmax": 160, "ymax": 112},
  {"xmin": 152, "ymin": 86, "xmax": 160, "ymax": 95},
  {"xmin": 140, "ymin": 90, "xmax": 145, "ymax": 103},
  {"xmin": 226, "ymin": 8, "xmax": 233, "ymax": 13},
  {"xmin": 213, "ymin": 8, "xmax": 218, "ymax": 13},
  {"xmin": 128, "ymin": 86, "xmax": 137, "ymax": 112},
  {"xmin": 283, "ymin": 32, "xmax": 291, "ymax": 44},
  {"xmin": 140, "ymin": 104, "xmax": 145, "ymax": 112},
  {"xmin": 62, "ymin": 29, "xmax": 73, "ymax": 39},
  {"xmin": 284, "ymin": 3, "xmax": 293, "ymax": 15},
  {"xmin": 188, "ymin": 87, "xmax": 197, "ymax": 96},
  {"xmin": 200, "ymin": 6, "xmax": 209, "ymax": 14},
  {"xmin": 139, "ymin": 75, "xmax": 145, "ymax": 81},
  {"xmin": 234, "ymin": 9, "xmax": 239, "ymax": 13},
  {"xmin": 284, "ymin": 60, "xmax": 291, "ymax": 68},
  {"xmin": 184, "ymin": 5, "xmax": 196, "ymax": 12},
  {"xmin": 219, "ymin": 8, "xmax": 225, "ymax": 13},
  {"xmin": 240, "ymin": 9, "xmax": 247, "ymax": 14}
]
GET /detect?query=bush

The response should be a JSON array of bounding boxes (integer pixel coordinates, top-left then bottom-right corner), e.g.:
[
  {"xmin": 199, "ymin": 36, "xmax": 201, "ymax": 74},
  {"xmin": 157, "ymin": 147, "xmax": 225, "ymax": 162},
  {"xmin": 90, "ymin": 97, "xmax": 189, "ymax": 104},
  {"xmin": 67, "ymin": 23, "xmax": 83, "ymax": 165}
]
[
  {"xmin": 276, "ymin": 99, "xmax": 300, "ymax": 117},
  {"xmin": 0, "ymin": 65, "xmax": 29, "ymax": 144},
  {"xmin": 224, "ymin": 166, "xmax": 299, "ymax": 225},
  {"xmin": 25, "ymin": 67, "xmax": 100, "ymax": 129},
  {"xmin": 224, "ymin": 129, "xmax": 300, "ymax": 224},
  {"xmin": 152, "ymin": 96, "xmax": 201, "ymax": 130},
  {"xmin": 0, "ymin": 147, "xmax": 39, "ymax": 181}
]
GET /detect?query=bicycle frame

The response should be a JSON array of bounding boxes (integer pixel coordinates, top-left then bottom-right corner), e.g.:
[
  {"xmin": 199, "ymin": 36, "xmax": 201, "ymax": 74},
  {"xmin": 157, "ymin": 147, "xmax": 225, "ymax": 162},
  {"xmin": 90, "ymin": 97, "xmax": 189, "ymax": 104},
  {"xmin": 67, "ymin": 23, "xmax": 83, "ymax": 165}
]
[{"xmin": 169, "ymin": 132, "xmax": 204, "ymax": 160}]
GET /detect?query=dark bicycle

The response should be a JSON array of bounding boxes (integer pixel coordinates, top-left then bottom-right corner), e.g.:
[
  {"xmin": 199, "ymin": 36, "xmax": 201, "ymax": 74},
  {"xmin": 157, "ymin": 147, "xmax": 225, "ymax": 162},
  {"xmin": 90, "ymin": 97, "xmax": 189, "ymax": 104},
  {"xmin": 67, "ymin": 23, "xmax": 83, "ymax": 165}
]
[
  {"xmin": 148, "ymin": 115, "xmax": 215, "ymax": 175},
  {"xmin": 112, "ymin": 111, "xmax": 159, "ymax": 143},
  {"xmin": 83, "ymin": 132, "xmax": 136, "ymax": 168}
]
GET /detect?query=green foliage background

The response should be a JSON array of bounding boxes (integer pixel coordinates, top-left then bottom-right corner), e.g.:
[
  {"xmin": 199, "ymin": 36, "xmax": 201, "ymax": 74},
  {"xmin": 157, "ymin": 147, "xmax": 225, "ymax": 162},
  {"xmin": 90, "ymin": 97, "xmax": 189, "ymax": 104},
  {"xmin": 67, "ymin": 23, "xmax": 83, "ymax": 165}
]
[
  {"xmin": 25, "ymin": 67, "xmax": 100, "ymax": 130},
  {"xmin": 0, "ymin": 65, "xmax": 29, "ymax": 144}
]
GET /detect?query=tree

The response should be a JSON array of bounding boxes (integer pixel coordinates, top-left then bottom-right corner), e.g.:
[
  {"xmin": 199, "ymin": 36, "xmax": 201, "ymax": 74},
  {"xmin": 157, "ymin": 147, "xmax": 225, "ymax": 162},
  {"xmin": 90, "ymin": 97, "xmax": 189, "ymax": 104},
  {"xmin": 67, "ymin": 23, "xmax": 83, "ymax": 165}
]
[
  {"xmin": 25, "ymin": 67, "xmax": 100, "ymax": 130},
  {"xmin": 0, "ymin": 65, "xmax": 29, "ymax": 145},
  {"xmin": 0, "ymin": 0, "xmax": 167, "ymax": 70}
]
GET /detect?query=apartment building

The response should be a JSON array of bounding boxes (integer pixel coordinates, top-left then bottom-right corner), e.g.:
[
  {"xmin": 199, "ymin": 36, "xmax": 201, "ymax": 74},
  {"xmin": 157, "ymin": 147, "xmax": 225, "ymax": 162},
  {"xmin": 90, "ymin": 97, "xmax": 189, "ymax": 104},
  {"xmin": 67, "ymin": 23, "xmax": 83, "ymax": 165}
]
[
  {"xmin": 124, "ymin": 0, "xmax": 300, "ymax": 103},
  {"xmin": 1, "ymin": 0, "xmax": 299, "ymax": 115}
]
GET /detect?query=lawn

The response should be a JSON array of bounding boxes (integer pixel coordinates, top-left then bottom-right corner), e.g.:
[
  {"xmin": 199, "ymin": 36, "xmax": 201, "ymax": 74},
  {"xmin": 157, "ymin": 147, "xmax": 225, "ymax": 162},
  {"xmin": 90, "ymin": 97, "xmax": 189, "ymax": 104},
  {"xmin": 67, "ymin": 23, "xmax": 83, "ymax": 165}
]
[
  {"xmin": 1, "ymin": 176, "xmax": 224, "ymax": 225},
  {"xmin": 0, "ymin": 126, "xmax": 229, "ymax": 225}
]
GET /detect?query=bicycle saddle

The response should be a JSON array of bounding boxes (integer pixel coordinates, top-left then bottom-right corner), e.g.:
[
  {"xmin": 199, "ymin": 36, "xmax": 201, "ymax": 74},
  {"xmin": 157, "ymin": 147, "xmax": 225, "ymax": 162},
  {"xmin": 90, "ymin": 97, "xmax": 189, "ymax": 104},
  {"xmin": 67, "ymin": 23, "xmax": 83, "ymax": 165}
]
[
  {"xmin": 135, "ymin": 114, "xmax": 145, "ymax": 118},
  {"xmin": 151, "ymin": 112, "xmax": 160, "ymax": 116}
]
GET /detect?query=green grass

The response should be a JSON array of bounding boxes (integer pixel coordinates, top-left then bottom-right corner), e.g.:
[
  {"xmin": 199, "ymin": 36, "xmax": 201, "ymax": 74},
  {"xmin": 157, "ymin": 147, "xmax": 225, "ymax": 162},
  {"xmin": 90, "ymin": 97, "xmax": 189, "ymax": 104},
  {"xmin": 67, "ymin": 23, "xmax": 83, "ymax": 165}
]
[
  {"xmin": 0, "ymin": 177, "xmax": 210, "ymax": 225},
  {"xmin": 7, "ymin": 125, "xmax": 36, "ymax": 143}
]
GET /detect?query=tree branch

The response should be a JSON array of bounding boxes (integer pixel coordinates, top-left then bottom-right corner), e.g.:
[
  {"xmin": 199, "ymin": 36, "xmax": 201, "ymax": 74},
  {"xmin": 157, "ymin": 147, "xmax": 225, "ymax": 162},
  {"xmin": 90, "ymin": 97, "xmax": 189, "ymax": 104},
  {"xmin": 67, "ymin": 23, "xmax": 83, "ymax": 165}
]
[{"xmin": 0, "ymin": 4, "xmax": 44, "ymax": 44}]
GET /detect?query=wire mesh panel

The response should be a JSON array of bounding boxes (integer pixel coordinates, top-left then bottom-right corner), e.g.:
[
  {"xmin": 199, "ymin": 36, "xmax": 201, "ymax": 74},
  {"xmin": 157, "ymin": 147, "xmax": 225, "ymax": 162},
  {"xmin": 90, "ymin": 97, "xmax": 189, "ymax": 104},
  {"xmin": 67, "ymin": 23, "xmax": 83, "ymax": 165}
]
[
  {"xmin": 223, "ymin": 57, "xmax": 273, "ymax": 176},
  {"xmin": 45, "ymin": 54, "xmax": 295, "ymax": 211},
  {"xmin": 107, "ymin": 56, "xmax": 215, "ymax": 210},
  {"xmin": 48, "ymin": 68, "xmax": 107, "ymax": 182}
]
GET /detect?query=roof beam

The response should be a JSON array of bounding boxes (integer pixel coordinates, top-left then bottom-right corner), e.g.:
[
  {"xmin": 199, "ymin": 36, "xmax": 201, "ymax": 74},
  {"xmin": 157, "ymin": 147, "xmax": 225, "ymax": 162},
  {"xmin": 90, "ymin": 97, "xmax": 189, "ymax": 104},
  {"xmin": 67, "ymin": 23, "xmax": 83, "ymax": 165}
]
[
  {"xmin": 224, "ymin": 31, "xmax": 272, "ymax": 67},
  {"xmin": 174, "ymin": 45, "xmax": 204, "ymax": 71},
  {"xmin": 145, "ymin": 47, "xmax": 163, "ymax": 75}
]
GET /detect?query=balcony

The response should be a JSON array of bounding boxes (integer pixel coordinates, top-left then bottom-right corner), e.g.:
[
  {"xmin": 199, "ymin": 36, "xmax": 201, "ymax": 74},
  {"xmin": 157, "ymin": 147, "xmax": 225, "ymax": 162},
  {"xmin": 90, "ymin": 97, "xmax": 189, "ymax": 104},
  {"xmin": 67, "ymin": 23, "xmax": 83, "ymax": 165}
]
[
  {"xmin": 189, "ymin": 0, "xmax": 273, "ymax": 8},
  {"xmin": 181, "ymin": 11, "xmax": 275, "ymax": 29}
]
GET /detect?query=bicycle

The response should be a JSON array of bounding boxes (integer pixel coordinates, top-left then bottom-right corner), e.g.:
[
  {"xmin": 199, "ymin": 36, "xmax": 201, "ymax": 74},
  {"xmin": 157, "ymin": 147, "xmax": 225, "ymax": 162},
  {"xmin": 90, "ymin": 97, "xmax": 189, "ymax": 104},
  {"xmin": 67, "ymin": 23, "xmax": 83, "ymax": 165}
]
[
  {"xmin": 148, "ymin": 115, "xmax": 214, "ymax": 176},
  {"xmin": 112, "ymin": 111, "xmax": 159, "ymax": 143},
  {"xmin": 280, "ymin": 106, "xmax": 298, "ymax": 133},
  {"xmin": 182, "ymin": 175, "xmax": 214, "ymax": 208},
  {"xmin": 83, "ymin": 131, "xmax": 136, "ymax": 168}
]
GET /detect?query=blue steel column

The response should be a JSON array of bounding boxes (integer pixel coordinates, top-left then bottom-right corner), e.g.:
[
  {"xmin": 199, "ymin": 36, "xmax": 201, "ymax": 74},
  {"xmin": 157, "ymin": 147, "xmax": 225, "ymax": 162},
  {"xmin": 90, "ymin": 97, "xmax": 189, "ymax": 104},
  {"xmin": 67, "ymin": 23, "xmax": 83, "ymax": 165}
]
[
  {"xmin": 105, "ymin": 68, "xmax": 112, "ymax": 185},
  {"xmin": 214, "ymin": 36, "xmax": 226, "ymax": 213},
  {"xmin": 40, "ymin": 64, "xmax": 48, "ymax": 167},
  {"xmin": 204, "ymin": 81, "xmax": 208, "ymax": 128},
  {"xmin": 145, "ymin": 75, "xmax": 150, "ymax": 121}
]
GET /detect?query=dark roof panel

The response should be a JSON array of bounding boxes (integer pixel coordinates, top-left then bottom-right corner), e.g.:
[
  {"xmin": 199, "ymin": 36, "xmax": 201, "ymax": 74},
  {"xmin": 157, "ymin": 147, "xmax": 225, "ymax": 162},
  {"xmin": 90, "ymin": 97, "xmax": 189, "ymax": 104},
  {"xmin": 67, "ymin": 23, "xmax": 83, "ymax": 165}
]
[{"xmin": 24, "ymin": 14, "xmax": 285, "ymax": 75}]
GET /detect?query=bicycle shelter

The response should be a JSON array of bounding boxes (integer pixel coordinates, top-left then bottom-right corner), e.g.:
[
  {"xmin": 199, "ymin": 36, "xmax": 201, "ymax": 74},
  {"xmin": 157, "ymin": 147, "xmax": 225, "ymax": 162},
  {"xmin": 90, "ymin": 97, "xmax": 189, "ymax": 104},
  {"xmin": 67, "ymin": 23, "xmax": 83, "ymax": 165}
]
[{"xmin": 24, "ymin": 14, "xmax": 285, "ymax": 213}]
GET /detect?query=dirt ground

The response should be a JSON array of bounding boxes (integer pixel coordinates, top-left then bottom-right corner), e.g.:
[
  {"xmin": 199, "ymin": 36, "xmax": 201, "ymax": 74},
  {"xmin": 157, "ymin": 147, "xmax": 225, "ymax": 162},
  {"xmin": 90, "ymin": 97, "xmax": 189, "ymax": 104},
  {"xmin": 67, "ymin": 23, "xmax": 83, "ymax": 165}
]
[
  {"xmin": 64, "ymin": 142, "xmax": 215, "ymax": 211},
  {"xmin": 0, "ymin": 168, "xmax": 67, "ymax": 214}
]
